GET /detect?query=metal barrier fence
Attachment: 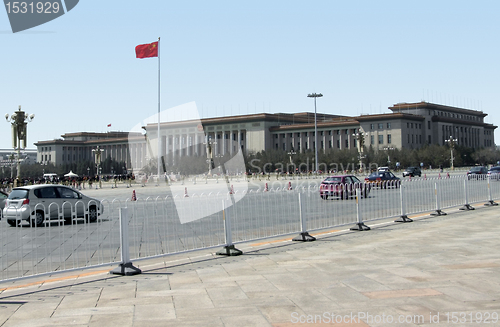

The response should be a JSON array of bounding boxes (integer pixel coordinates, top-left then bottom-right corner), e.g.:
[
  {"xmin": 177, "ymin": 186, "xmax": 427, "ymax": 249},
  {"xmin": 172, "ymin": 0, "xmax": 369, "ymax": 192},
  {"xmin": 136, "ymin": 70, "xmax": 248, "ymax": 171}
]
[{"xmin": 1, "ymin": 175, "xmax": 499, "ymax": 281}]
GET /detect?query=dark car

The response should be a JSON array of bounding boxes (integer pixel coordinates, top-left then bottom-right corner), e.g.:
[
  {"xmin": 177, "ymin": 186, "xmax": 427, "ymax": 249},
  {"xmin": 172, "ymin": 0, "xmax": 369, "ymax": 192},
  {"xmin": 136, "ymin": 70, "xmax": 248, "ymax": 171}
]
[
  {"xmin": 467, "ymin": 166, "xmax": 488, "ymax": 180},
  {"xmin": 364, "ymin": 171, "xmax": 401, "ymax": 188},
  {"xmin": 319, "ymin": 175, "xmax": 370, "ymax": 200},
  {"xmin": 487, "ymin": 166, "xmax": 500, "ymax": 180},
  {"xmin": 402, "ymin": 167, "xmax": 421, "ymax": 177}
]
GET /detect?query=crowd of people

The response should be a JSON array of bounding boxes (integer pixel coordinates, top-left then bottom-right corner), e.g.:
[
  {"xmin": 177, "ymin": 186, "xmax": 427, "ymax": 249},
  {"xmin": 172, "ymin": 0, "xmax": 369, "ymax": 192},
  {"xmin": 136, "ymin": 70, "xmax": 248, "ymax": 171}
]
[{"xmin": 0, "ymin": 174, "xmax": 135, "ymax": 192}]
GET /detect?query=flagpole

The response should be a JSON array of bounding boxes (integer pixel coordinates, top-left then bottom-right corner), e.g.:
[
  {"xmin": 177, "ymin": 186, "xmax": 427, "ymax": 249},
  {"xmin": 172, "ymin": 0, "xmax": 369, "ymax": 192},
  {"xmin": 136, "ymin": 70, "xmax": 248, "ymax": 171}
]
[{"xmin": 157, "ymin": 36, "xmax": 161, "ymax": 185}]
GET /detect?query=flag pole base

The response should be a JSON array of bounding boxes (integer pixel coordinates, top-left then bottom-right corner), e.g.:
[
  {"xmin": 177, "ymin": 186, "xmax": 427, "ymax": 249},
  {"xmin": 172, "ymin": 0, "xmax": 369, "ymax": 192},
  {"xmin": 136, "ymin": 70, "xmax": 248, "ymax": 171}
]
[
  {"xmin": 394, "ymin": 215, "xmax": 413, "ymax": 223},
  {"xmin": 110, "ymin": 262, "xmax": 142, "ymax": 276},
  {"xmin": 484, "ymin": 200, "xmax": 498, "ymax": 206},
  {"xmin": 216, "ymin": 245, "xmax": 242, "ymax": 256},
  {"xmin": 292, "ymin": 232, "xmax": 316, "ymax": 242}
]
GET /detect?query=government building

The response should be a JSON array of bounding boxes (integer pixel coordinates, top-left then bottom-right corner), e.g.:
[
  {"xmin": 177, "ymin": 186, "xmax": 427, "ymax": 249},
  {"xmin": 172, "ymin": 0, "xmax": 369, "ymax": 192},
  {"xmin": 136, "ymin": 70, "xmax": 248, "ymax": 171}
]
[{"xmin": 34, "ymin": 101, "xmax": 497, "ymax": 173}]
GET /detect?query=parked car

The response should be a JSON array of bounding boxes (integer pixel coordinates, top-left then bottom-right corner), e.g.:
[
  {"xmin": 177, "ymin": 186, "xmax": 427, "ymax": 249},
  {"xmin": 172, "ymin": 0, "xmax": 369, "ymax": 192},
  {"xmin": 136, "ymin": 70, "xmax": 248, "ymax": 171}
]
[
  {"xmin": 3, "ymin": 185, "xmax": 103, "ymax": 227},
  {"xmin": 319, "ymin": 175, "xmax": 371, "ymax": 200},
  {"xmin": 402, "ymin": 167, "xmax": 421, "ymax": 177},
  {"xmin": 0, "ymin": 190, "xmax": 8, "ymax": 219},
  {"xmin": 467, "ymin": 166, "xmax": 488, "ymax": 180},
  {"xmin": 365, "ymin": 171, "xmax": 401, "ymax": 188},
  {"xmin": 487, "ymin": 166, "xmax": 500, "ymax": 180}
]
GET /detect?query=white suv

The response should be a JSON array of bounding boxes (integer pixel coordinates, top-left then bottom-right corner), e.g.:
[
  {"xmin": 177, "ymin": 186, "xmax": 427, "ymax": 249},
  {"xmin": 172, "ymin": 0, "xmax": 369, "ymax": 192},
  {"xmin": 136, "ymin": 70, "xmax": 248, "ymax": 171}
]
[{"xmin": 3, "ymin": 185, "xmax": 103, "ymax": 227}]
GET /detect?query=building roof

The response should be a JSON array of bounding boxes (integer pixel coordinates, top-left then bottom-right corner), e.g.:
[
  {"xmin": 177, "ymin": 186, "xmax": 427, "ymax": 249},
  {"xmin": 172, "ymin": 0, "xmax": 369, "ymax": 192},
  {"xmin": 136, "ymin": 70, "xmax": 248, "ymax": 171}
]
[{"xmin": 389, "ymin": 101, "xmax": 488, "ymax": 117}]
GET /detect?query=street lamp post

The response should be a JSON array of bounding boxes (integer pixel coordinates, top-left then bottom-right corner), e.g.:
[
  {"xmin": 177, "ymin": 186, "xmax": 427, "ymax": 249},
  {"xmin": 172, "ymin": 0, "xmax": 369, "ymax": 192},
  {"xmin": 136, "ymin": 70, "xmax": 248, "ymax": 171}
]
[
  {"xmin": 383, "ymin": 147, "xmax": 395, "ymax": 168},
  {"xmin": 353, "ymin": 129, "xmax": 368, "ymax": 173},
  {"xmin": 92, "ymin": 146, "xmax": 104, "ymax": 189},
  {"xmin": 445, "ymin": 136, "xmax": 458, "ymax": 170},
  {"xmin": 307, "ymin": 93, "xmax": 323, "ymax": 173},
  {"xmin": 5, "ymin": 105, "xmax": 34, "ymax": 186},
  {"xmin": 204, "ymin": 135, "xmax": 216, "ymax": 176}
]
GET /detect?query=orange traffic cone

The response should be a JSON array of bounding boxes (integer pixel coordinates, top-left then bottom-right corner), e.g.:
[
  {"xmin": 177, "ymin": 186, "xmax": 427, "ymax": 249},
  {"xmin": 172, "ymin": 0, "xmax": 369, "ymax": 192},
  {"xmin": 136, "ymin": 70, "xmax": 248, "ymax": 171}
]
[
  {"xmin": 184, "ymin": 187, "xmax": 189, "ymax": 197},
  {"xmin": 131, "ymin": 190, "xmax": 137, "ymax": 201}
]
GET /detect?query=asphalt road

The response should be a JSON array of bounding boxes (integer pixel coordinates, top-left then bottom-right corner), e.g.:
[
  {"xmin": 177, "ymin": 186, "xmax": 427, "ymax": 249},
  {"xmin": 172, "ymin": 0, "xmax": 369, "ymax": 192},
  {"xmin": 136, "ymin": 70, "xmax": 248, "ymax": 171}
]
[{"xmin": 1, "ymin": 170, "xmax": 498, "ymax": 281}]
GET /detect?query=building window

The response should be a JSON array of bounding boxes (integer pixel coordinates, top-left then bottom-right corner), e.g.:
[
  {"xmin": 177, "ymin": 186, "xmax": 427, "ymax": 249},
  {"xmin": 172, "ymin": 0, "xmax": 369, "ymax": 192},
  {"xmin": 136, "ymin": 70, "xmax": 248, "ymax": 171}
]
[
  {"xmin": 387, "ymin": 134, "xmax": 392, "ymax": 144},
  {"xmin": 428, "ymin": 135, "xmax": 431, "ymax": 144},
  {"xmin": 345, "ymin": 139, "xmax": 349, "ymax": 148},
  {"xmin": 329, "ymin": 140, "xmax": 332, "ymax": 148},
  {"xmin": 378, "ymin": 135, "xmax": 383, "ymax": 144},
  {"xmin": 370, "ymin": 135, "xmax": 374, "ymax": 145},
  {"xmin": 378, "ymin": 123, "xmax": 383, "ymax": 129},
  {"xmin": 428, "ymin": 121, "xmax": 431, "ymax": 129},
  {"xmin": 336, "ymin": 140, "xmax": 340, "ymax": 148},
  {"xmin": 370, "ymin": 124, "xmax": 374, "ymax": 130},
  {"xmin": 387, "ymin": 122, "xmax": 391, "ymax": 128},
  {"xmin": 336, "ymin": 130, "xmax": 340, "ymax": 135}
]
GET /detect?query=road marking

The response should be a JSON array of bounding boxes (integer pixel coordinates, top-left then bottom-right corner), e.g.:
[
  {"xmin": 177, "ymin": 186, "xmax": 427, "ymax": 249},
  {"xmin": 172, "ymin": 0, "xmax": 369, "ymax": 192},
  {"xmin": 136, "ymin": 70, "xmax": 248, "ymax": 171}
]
[{"xmin": 0, "ymin": 269, "xmax": 110, "ymax": 292}]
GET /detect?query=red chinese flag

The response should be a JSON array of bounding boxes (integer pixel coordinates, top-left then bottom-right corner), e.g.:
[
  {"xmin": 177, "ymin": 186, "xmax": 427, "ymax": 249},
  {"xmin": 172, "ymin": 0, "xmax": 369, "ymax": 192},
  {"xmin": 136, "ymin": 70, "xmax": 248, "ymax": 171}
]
[
  {"xmin": 107, "ymin": 124, "xmax": 111, "ymax": 127},
  {"xmin": 135, "ymin": 41, "xmax": 158, "ymax": 59}
]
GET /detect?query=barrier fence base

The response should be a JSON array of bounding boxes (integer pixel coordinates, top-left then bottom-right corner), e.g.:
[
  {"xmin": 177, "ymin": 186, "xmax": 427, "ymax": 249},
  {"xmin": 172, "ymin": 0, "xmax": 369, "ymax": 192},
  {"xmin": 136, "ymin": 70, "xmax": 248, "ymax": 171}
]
[
  {"xmin": 459, "ymin": 204, "xmax": 475, "ymax": 210},
  {"xmin": 292, "ymin": 232, "xmax": 316, "ymax": 242},
  {"xmin": 484, "ymin": 200, "xmax": 498, "ymax": 206},
  {"xmin": 431, "ymin": 210, "xmax": 447, "ymax": 216},
  {"xmin": 394, "ymin": 215, "xmax": 413, "ymax": 223},
  {"xmin": 110, "ymin": 262, "xmax": 142, "ymax": 276},
  {"xmin": 350, "ymin": 223, "xmax": 370, "ymax": 231},
  {"xmin": 216, "ymin": 244, "xmax": 243, "ymax": 256}
]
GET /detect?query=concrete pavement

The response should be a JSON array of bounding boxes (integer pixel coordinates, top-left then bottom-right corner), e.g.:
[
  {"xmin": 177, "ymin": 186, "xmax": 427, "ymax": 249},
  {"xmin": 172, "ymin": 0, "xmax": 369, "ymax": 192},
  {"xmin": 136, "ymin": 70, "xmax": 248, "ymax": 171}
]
[{"xmin": 0, "ymin": 204, "xmax": 499, "ymax": 326}]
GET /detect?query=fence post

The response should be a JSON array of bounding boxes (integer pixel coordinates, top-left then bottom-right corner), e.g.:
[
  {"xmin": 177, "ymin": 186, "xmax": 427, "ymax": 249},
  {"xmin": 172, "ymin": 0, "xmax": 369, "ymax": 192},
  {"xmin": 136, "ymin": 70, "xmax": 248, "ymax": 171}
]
[
  {"xmin": 431, "ymin": 182, "xmax": 446, "ymax": 216},
  {"xmin": 484, "ymin": 176, "xmax": 498, "ymax": 206},
  {"xmin": 460, "ymin": 178, "xmax": 474, "ymax": 210},
  {"xmin": 292, "ymin": 192, "xmax": 316, "ymax": 241},
  {"xmin": 216, "ymin": 199, "xmax": 242, "ymax": 255},
  {"xmin": 110, "ymin": 208, "xmax": 142, "ymax": 276},
  {"xmin": 395, "ymin": 184, "xmax": 412, "ymax": 222},
  {"xmin": 350, "ymin": 188, "xmax": 370, "ymax": 231}
]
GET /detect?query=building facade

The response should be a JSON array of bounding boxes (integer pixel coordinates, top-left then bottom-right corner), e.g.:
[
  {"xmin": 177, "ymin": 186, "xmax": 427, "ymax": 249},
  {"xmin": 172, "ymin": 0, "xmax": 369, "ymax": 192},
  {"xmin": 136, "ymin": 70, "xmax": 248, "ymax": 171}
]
[{"xmin": 35, "ymin": 102, "xmax": 496, "ymax": 173}]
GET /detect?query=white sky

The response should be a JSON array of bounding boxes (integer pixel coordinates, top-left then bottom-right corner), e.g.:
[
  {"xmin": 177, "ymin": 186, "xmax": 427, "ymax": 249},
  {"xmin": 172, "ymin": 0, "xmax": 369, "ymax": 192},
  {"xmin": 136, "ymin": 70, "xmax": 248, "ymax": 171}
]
[{"xmin": 1, "ymin": 0, "xmax": 498, "ymax": 150}]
